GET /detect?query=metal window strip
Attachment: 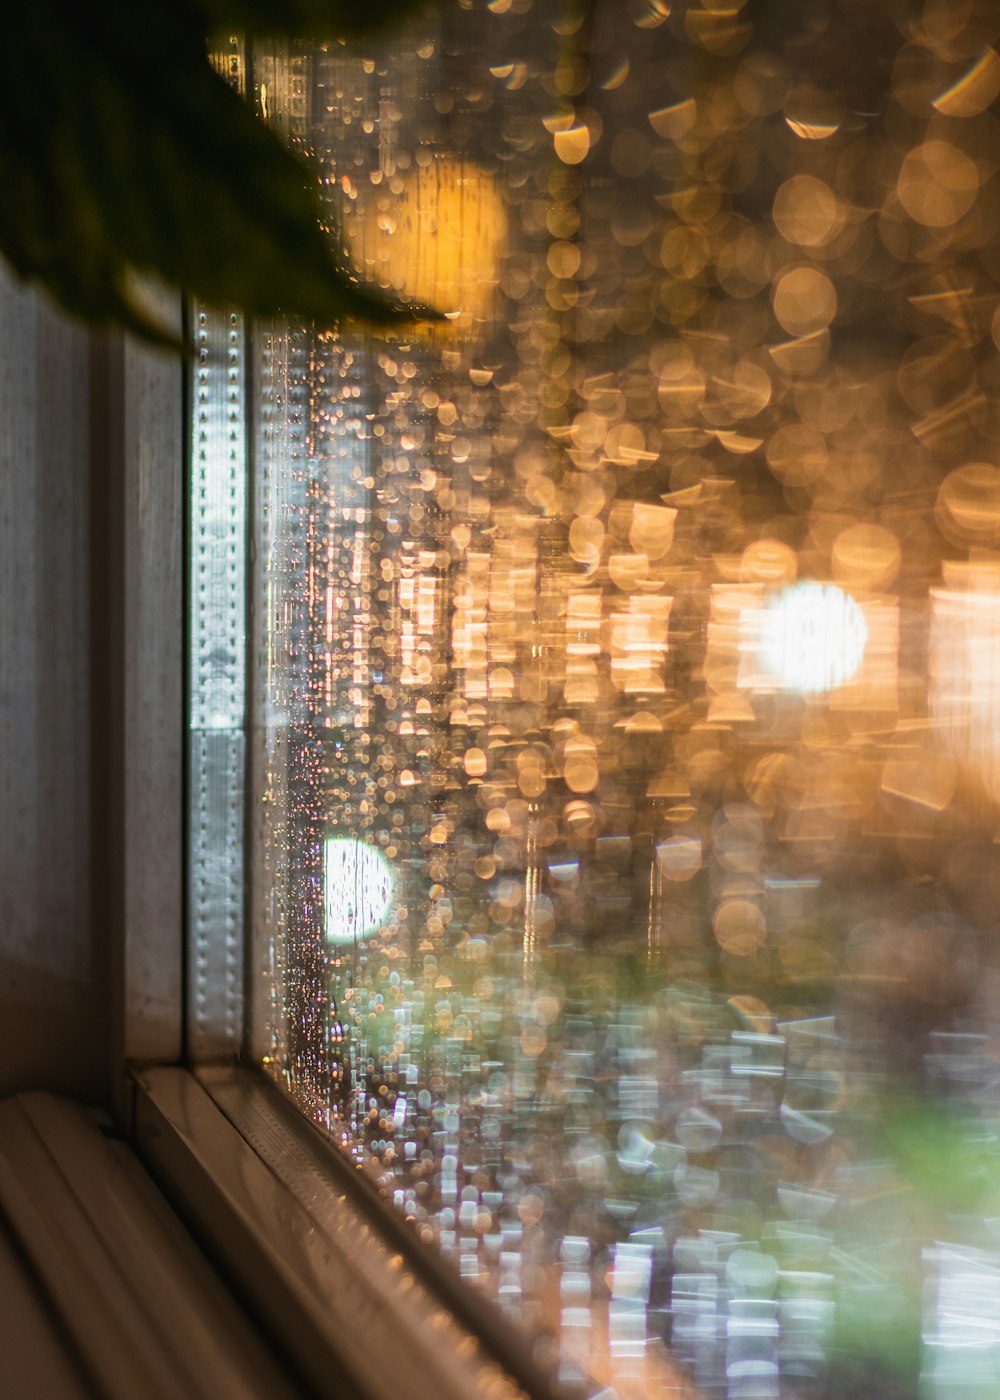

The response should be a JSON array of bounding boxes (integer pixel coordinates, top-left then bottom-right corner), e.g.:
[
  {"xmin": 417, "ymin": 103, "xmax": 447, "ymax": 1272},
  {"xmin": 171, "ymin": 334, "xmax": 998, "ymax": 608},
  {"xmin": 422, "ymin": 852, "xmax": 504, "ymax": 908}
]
[{"xmin": 188, "ymin": 299, "xmax": 248, "ymax": 1059}]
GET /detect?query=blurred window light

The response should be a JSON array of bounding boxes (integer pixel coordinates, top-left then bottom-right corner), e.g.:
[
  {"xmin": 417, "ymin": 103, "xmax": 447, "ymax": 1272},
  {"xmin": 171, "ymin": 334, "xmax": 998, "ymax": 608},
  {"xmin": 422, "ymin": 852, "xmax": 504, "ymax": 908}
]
[
  {"xmin": 931, "ymin": 573, "xmax": 1000, "ymax": 798},
  {"xmin": 755, "ymin": 582, "xmax": 868, "ymax": 694},
  {"xmin": 923, "ymin": 1242, "xmax": 1000, "ymax": 1397},
  {"xmin": 323, "ymin": 837, "xmax": 393, "ymax": 945}
]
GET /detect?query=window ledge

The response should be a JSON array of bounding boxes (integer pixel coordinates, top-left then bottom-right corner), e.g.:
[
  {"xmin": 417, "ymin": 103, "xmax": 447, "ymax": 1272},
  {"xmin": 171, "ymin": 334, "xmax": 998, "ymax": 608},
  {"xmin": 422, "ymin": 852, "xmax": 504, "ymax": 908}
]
[
  {"xmin": 0, "ymin": 1090, "xmax": 296, "ymax": 1400},
  {"xmin": 132, "ymin": 1065, "xmax": 565, "ymax": 1400}
]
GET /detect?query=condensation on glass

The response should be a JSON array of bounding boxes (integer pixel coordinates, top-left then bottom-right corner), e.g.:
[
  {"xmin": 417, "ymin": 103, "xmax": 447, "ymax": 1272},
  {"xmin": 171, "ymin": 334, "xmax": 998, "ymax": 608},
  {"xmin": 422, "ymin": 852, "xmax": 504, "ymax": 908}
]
[{"xmin": 189, "ymin": 4, "xmax": 1000, "ymax": 1397}]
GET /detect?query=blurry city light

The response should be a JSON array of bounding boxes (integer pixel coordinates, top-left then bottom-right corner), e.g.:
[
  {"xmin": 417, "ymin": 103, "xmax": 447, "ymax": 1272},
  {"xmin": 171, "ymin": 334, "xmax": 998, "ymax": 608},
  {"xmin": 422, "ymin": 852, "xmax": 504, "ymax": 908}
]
[
  {"xmin": 932, "ymin": 572, "xmax": 1000, "ymax": 799},
  {"xmin": 757, "ymin": 582, "xmax": 868, "ymax": 695},
  {"xmin": 323, "ymin": 837, "xmax": 393, "ymax": 945}
]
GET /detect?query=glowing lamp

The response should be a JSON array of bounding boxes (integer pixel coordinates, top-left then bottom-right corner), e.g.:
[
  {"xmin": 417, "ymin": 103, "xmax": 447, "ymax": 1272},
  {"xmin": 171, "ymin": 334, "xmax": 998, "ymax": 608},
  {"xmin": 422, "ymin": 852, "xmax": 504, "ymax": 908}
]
[
  {"xmin": 323, "ymin": 837, "xmax": 393, "ymax": 945},
  {"xmin": 758, "ymin": 582, "xmax": 868, "ymax": 694}
]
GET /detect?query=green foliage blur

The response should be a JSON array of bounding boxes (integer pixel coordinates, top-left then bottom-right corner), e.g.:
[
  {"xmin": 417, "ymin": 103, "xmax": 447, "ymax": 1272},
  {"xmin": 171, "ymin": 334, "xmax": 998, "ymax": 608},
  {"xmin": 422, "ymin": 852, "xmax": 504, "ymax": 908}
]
[{"xmin": 0, "ymin": 0, "xmax": 438, "ymax": 344}]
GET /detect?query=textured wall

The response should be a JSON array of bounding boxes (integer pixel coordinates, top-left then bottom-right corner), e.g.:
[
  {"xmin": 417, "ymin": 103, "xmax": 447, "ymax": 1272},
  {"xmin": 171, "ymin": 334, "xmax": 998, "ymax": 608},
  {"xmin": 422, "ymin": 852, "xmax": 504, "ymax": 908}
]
[
  {"xmin": 0, "ymin": 269, "xmax": 103, "ymax": 1100},
  {"xmin": 0, "ymin": 269, "xmax": 183, "ymax": 1103}
]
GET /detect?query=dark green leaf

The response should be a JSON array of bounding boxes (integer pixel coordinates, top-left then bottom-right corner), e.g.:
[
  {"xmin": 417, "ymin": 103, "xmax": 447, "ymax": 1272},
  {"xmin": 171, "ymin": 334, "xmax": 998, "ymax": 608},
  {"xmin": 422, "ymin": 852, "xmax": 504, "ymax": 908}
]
[
  {"xmin": 0, "ymin": 0, "xmax": 442, "ymax": 343},
  {"xmin": 190, "ymin": 0, "xmax": 438, "ymax": 40}
]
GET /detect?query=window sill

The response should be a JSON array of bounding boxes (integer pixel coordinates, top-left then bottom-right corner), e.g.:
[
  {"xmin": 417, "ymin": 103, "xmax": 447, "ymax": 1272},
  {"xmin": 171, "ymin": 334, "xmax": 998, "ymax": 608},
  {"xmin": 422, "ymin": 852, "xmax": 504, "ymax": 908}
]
[
  {"xmin": 0, "ymin": 1089, "xmax": 296, "ymax": 1400},
  {"xmin": 131, "ymin": 1064, "xmax": 564, "ymax": 1400}
]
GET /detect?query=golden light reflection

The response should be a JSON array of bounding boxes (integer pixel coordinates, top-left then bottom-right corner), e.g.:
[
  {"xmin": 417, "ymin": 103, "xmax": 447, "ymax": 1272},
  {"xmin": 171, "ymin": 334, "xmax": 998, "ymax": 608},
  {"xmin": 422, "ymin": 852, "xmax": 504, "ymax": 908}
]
[
  {"xmin": 348, "ymin": 156, "xmax": 506, "ymax": 329},
  {"xmin": 897, "ymin": 140, "xmax": 980, "ymax": 228},
  {"xmin": 932, "ymin": 568, "xmax": 1000, "ymax": 799},
  {"xmin": 933, "ymin": 48, "xmax": 1000, "ymax": 118}
]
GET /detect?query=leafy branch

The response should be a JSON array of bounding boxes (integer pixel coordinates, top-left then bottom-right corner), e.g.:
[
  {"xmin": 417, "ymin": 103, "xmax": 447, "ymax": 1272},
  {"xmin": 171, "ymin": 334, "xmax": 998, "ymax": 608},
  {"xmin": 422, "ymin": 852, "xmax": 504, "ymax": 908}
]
[{"xmin": 1, "ymin": 0, "xmax": 440, "ymax": 345}]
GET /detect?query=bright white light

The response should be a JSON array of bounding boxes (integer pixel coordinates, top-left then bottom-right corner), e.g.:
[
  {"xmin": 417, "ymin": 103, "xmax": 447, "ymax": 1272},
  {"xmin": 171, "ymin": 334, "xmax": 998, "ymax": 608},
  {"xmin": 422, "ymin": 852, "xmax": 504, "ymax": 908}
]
[
  {"xmin": 323, "ymin": 837, "xmax": 393, "ymax": 944},
  {"xmin": 758, "ymin": 582, "xmax": 867, "ymax": 694}
]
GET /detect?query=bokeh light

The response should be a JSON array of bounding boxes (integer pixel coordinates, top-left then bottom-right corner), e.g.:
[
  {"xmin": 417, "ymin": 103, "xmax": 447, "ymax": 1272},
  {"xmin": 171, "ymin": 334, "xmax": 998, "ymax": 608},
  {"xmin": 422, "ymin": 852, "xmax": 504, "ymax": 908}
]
[
  {"xmin": 757, "ymin": 582, "xmax": 869, "ymax": 694},
  {"xmin": 323, "ymin": 837, "xmax": 393, "ymax": 945},
  {"xmin": 348, "ymin": 157, "xmax": 506, "ymax": 333}
]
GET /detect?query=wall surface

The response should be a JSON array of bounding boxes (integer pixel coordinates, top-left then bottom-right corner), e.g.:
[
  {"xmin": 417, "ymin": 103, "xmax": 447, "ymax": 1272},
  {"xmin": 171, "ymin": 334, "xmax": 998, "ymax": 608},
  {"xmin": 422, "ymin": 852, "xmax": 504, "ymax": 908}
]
[
  {"xmin": 0, "ymin": 269, "xmax": 183, "ymax": 1105},
  {"xmin": 0, "ymin": 269, "xmax": 106, "ymax": 1102}
]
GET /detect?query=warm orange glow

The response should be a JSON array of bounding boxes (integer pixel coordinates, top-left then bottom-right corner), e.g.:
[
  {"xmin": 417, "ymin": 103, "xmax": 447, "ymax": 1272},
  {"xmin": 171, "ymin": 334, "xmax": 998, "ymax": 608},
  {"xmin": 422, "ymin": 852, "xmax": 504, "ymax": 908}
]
[{"xmin": 348, "ymin": 157, "xmax": 506, "ymax": 330}]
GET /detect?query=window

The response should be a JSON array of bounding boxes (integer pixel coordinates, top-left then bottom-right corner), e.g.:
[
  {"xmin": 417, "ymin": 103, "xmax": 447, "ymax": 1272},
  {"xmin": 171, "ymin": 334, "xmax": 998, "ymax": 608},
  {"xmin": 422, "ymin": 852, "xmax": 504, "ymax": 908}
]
[{"xmin": 189, "ymin": 7, "xmax": 1000, "ymax": 1399}]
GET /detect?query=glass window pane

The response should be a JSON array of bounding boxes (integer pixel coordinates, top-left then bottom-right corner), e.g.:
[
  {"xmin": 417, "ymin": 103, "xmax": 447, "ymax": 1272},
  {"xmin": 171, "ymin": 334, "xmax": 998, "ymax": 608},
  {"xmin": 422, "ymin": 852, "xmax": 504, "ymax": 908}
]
[{"xmin": 238, "ymin": 8, "xmax": 1000, "ymax": 1397}]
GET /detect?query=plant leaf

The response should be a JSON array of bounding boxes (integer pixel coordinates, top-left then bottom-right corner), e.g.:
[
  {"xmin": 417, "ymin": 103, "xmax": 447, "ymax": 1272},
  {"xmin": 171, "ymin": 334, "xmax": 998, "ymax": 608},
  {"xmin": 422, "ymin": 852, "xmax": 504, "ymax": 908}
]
[
  {"xmin": 189, "ymin": 0, "xmax": 438, "ymax": 40},
  {"xmin": 0, "ymin": 0, "xmax": 441, "ymax": 343}
]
